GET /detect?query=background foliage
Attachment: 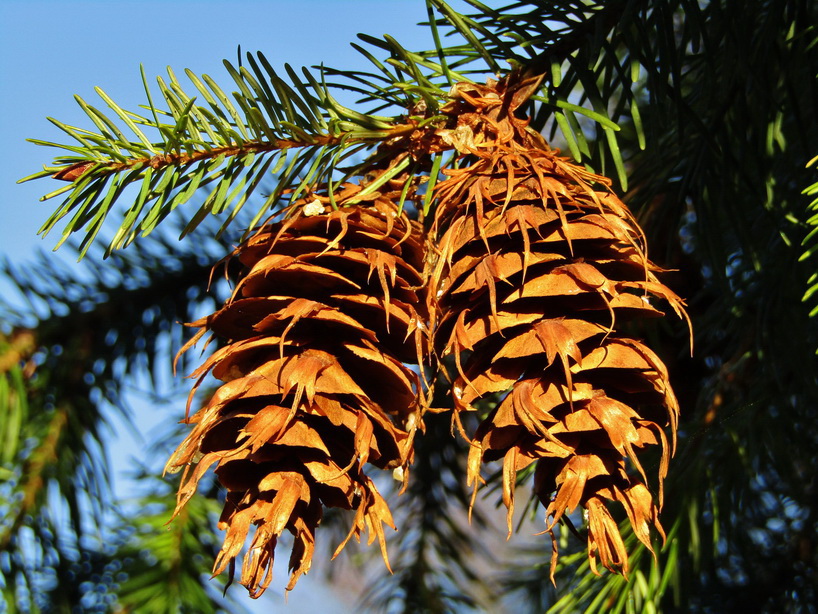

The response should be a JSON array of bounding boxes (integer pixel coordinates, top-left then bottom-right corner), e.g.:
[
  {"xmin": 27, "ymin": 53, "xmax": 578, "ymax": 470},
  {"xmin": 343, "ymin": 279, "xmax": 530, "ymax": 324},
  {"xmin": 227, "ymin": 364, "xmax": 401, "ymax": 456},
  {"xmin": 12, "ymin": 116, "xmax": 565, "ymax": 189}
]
[{"xmin": 2, "ymin": 0, "xmax": 817, "ymax": 612}]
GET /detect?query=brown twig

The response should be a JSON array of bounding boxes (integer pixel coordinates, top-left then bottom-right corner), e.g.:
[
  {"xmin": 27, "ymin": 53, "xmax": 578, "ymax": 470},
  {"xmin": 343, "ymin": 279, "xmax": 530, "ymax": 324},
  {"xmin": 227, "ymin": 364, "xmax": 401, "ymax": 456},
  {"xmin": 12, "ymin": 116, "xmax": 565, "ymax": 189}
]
[{"xmin": 52, "ymin": 123, "xmax": 419, "ymax": 183}]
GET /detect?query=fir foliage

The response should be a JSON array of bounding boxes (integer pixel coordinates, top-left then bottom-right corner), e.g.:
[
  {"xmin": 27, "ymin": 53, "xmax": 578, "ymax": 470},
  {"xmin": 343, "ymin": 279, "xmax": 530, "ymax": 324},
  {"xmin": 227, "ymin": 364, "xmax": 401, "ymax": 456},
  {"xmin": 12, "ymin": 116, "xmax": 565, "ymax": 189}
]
[{"xmin": 4, "ymin": 0, "xmax": 818, "ymax": 612}]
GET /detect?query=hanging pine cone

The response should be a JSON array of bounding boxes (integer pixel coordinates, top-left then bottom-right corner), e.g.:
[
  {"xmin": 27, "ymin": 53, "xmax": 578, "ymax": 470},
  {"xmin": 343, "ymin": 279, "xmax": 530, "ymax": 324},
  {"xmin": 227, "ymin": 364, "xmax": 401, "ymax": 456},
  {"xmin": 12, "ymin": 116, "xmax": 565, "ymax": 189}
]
[
  {"xmin": 427, "ymin": 77, "xmax": 690, "ymax": 579},
  {"xmin": 166, "ymin": 175, "xmax": 427, "ymax": 597}
]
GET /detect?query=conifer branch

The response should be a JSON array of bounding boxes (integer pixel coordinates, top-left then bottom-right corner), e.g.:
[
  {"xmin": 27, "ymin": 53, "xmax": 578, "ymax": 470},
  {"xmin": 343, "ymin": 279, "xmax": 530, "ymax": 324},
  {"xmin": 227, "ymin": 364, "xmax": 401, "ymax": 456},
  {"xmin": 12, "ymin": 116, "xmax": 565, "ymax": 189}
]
[
  {"xmin": 519, "ymin": 0, "xmax": 635, "ymax": 79},
  {"xmin": 22, "ymin": 51, "xmax": 436, "ymax": 258},
  {"xmin": 0, "ymin": 406, "xmax": 68, "ymax": 550},
  {"xmin": 49, "ymin": 123, "xmax": 419, "ymax": 184}
]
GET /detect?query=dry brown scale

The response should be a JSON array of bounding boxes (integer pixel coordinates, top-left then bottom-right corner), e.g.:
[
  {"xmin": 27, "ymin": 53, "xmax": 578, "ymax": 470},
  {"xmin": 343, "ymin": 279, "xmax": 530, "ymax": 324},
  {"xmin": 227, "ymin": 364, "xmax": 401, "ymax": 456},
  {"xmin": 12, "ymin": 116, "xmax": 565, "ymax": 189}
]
[
  {"xmin": 426, "ymin": 78, "xmax": 690, "ymax": 580},
  {"xmin": 165, "ymin": 174, "xmax": 427, "ymax": 597}
]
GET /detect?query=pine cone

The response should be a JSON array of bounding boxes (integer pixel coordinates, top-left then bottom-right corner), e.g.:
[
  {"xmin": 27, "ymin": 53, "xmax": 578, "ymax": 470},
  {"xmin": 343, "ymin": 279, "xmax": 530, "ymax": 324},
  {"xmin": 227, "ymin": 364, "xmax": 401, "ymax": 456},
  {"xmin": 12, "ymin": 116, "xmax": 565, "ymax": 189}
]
[
  {"xmin": 166, "ymin": 179, "xmax": 427, "ymax": 597},
  {"xmin": 427, "ymin": 79, "xmax": 689, "ymax": 579}
]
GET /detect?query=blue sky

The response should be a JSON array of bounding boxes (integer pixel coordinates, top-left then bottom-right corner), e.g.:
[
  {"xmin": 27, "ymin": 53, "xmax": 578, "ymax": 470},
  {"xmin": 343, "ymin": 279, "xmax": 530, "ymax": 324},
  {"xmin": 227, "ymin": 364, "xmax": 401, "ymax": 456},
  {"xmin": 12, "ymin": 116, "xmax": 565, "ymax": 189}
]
[{"xmin": 0, "ymin": 1, "xmax": 443, "ymax": 610}]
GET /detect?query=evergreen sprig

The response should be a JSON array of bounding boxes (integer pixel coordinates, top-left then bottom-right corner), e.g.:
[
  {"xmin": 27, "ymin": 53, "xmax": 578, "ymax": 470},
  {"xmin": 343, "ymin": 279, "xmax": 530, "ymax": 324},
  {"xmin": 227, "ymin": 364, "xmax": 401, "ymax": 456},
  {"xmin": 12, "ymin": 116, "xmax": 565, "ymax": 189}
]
[
  {"xmin": 21, "ymin": 54, "xmax": 423, "ymax": 259},
  {"xmin": 24, "ymin": 0, "xmax": 650, "ymax": 259},
  {"xmin": 113, "ymin": 472, "xmax": 239, "ymax": 614},
  {"xmin": 800, "ymin": 155, "xmax": 818, "ymax": 325}
]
